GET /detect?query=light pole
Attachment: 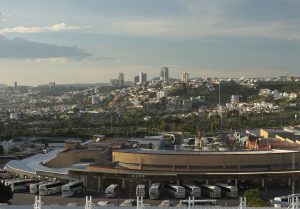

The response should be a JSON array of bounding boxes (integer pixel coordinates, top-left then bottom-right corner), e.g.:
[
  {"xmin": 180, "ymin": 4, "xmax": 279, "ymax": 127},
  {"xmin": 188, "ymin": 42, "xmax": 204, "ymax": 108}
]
[{"xmin": 115, "ymin": 161, "xmax": 120, "ymax": 206}]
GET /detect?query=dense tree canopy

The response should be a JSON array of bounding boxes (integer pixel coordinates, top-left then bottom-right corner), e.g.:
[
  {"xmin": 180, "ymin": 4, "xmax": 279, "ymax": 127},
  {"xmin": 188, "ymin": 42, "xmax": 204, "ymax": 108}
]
[
  {"xmin": 0, "ymin": 182, "xmax": 13, "ymax": 203},
  {"xmin": 243, "ymin": 188, "xmax": 268, "ymax": 207}
]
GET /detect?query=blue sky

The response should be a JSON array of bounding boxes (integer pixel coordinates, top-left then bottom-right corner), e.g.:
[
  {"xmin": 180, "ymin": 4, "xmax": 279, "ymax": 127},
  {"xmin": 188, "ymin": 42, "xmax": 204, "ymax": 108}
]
[{"xmin": 0, "ymin": 0, "xmax": 300, "ymax": 85}]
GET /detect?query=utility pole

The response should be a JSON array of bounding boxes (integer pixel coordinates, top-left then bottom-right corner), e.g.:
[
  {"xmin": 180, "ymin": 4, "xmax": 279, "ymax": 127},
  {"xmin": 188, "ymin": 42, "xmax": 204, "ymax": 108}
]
[
  {"xmin": 218, "ymin": 80, "xmax": 223, "ymax": 132},
  {"xmin": 110, "ymin": 112, "xmax": 113, "ymax": 133}
]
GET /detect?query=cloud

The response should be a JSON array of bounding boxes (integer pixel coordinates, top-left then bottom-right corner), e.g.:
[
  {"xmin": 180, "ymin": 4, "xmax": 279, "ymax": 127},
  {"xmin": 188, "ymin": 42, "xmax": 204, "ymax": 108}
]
[
  {"xmin": 0, "ymin": 23, "xmax": 83, "ymax": 34},
  {"xmin": 25, "ymin": 57, "xmax": 70, "ymax": 64},
  {"xmin": 0, "ymin": 35, "xmax": 92, "ymax": 60},
  {"xmin": 110, "ymin": 17, "xmax": 300, "ymax": 40},
  {"xmin": 93, "ymin": 56, "xmax": 120, "ymax": 62},
  {"xmin": 0, "ymin": 12, "xmax": 8, "ymax": 22},
  {"xmin": 96, "ymin": 1, "xmax": 300, "ymax": 40}
]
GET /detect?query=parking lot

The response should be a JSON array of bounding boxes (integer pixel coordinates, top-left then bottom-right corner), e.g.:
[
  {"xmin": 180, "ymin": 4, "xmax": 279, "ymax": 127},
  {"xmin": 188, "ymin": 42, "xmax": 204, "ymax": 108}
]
[{"xmin": 11, "ymin": 192, "xmax": 241, "ymax": 207}]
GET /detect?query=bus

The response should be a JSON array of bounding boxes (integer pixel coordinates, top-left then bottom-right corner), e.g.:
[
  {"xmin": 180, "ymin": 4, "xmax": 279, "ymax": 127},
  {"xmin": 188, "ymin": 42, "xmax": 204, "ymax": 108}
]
[
  {"xmin": 215, "ymin": 183, "xmax": 238, "ymax": 198},
  {"xmin": 105, "ymin": 184, "xmax": 119, "ymax": 198},
  {"xmin": 136, "ymin": 184, "xmax": 146, "ymax": 198},
  {"xmin": 30, "ymin": 181, "xmax": 48, "ymax": 194},
  {"xmin": 7, "ymin": 179, "xmax": 37, "ymax": 192},
  {"xmin": 1, "ymin": 178, "xmax": 20, "ymax": 186},
  {"xmin": 149, "ymin": 183, "xmax": 161, "ymax": 200},
  {"xmin": 62, "ymin": 181, "xmax": 83, "ymax": 197},
  {"xmin": 200, "ymin": 184, "xmax": 221, "ymax": 198},
  {"xmin": 183, "ymin": 185, "xmax": 201, "ymax": 198},
  {"xmin": 39, "ymin": 181, "xmax": 65, "ymax": 196},
  {"xmin": 273, "ymin": 195, "xmax": 289, "ymax": 208},
  {"xmin": 167, "ymin": 185, "xmax": 185, "ymax": 199}
]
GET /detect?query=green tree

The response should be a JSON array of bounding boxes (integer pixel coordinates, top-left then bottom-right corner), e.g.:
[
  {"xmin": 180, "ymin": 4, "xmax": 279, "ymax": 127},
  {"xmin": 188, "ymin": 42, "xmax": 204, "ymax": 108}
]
[
  {"xmin": 0, "ymin": 145, "xmax": 4, "ymax": 155},
  {"xmin": 243, "ymin": 188, "xmax": 268, "ymax": 207},
  {"xmin": 0, "ymin": 182, "xmax": 13, "ymax": 203}
]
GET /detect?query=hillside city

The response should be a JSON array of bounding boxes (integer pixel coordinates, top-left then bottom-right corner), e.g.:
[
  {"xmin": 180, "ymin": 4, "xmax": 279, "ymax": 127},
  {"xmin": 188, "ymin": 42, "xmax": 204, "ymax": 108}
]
[
  {"xmin": 0, "ymin": 67, "xmax": 300, "ymax": 208},
  {"xmin": 1, "ymin": 67, "xmax": 300, "ymax": 142}
]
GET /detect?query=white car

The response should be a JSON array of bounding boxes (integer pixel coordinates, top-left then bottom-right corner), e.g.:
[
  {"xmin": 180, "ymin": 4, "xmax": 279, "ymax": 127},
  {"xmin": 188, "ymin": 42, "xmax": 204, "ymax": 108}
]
[
  {"xmin": 159, "ymin": 200, "xmax": 173, "ymax": 207},
  {"xmin": 67, "ymin": 203, "xmax": 79, "ymax": 206},
  {"xmin": 119, "ymin": 199, "xmax": 137, "ymax": 207},
  {"xmin": 98, "ymin": 201, "xmax": 114, "ymax": 207}
]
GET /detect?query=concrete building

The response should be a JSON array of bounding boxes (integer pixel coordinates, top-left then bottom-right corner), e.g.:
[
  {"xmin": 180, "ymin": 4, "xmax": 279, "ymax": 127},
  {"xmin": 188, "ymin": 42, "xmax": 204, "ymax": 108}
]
[
  {"xmin": 182, "ymin": 73, "xmax": 189, "ymax": 83},
  {"xmin": 160, "ymin": 67, "xmax": 169, "ymax": 82},
  {"xmin": 110, "ymin": 79, "xmax": 119, "ymax": 87},
  {"xmin": 110, "ymin": 73, "xmax": 125, "ymax": 87},
  {"xmin": 260, "ymin": 128, "xmax": 294, "ymax": 139},
  {"xmin": 134, "ymin": 76, "xmax": 139, "ymax": 85},
  {"xmin": 69, "ymin": 148, "xmax": 300, "ymax": 192},
  {"xmin": 91, "ymin": 95, "xmax": 99, "ymax": 104},
  {"xmin": 49, "ymin": 82, "xmax": 56, "ymax": 88},
  {"xmin": 14, "ymin": 81, "xmax": 17, "ymax": 92},
  {"xmin": 231, "ymin": 95, "xmax": 240, "ymax": 104},
  {"xmin": 118, "ymin": 73, "xmax": 124, "ymax": 87},
  {"xmin": 139, "ymin": 72, "xmax": 147, "ymax": 84},
  {"xmin": 156, "ymin": 89, "xmax": 168, "ymax": 99}
]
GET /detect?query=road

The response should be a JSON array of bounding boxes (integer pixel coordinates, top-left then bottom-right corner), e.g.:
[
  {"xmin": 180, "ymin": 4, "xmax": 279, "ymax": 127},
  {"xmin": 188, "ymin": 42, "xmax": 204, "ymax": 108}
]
[{"xmin": 11, "ymin": 193, "xmax": 240, "ymax": 207}]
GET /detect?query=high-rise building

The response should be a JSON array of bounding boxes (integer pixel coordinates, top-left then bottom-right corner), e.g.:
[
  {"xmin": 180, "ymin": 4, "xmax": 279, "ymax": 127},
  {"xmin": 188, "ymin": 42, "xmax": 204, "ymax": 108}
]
[
  {"xmin": 110, "ymin": 79, "xmax": 119, "ymax": 87},
  {"xmin": 118, "ymin": 73, "xmax": 124, "ymax": 87},
  {"xmin": 160, "ymin": 67, "xmax": 169, "ymax": 82},
  {"xmin": 139, "ymin": 72, "xmax": 147, "ymax": 84},
  {"xmin": 134, "ymin": 76, "xmax": 140, "ymax": 85},
  {"xmin": 182, "ymin": 73, "xmax": 189, "ymax": 82},
  {"xmin": 14, "ymin": 82, "xmax": 17, "ymax": 92},
  {"xmin": 49, "ymin": 82, "xmax": 56, "ymax": 88}
]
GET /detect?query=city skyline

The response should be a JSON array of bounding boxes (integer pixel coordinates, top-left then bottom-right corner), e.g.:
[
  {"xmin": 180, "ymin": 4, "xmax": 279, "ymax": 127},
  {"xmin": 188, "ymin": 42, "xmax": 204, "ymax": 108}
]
[{"xmin": 1, "ymin": 0, "xmax": 300, "ymax": 85}]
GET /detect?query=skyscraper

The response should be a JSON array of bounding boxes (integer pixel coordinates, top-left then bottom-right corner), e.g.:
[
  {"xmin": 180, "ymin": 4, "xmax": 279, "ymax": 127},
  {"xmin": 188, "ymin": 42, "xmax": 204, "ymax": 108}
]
[
  {"xmin": 14, "ymin": 82, "xmax": 17, "ymax": 92},
  {"xmin": 160, "ymin": 67, "xmax": 169, "ymax": 82},
  {"xmin": 118, "ymin": 73, "xmax": 124, "ymax": 87},
  {"xmin": 139, "ymin": 72, "xmax": 147, "ymax": 84},
  {"xmin": 182, "ymin": 73, "xmax": 189, "ymax": 82},
  {"xmin": 134, "ymin": 76, "xmax": 139, "ymax": 85}
]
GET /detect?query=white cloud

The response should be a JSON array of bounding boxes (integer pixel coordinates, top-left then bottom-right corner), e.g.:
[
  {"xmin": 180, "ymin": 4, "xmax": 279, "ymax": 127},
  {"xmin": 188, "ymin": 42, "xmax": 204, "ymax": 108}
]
[
  {"xmin": 110, "ymin": 17, "xmax": 300, "ymax": 40},
  {"xmin": 97, "ymin": 1, "xmax": 300, "ymax": 40},
  {"xmin": 25, "ymin": 57, "xmax": 70, "ymax": 64},
  {"xmin": 0, "ymin": 35, "xmax": 92, "ymax": 60},
  {"xmin": 0, "ymin": 12, "xmax": 8, "ymax": 22},
  {"xmin": 0, "ymin": 23, "xmax": 83, "ymax": 34}
]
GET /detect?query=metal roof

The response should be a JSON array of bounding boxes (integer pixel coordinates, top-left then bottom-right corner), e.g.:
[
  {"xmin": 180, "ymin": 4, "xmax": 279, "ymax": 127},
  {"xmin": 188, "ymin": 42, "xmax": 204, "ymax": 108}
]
[{"xmin": 5, "ymin": 149, "xmax": 69, "ymax": 175}]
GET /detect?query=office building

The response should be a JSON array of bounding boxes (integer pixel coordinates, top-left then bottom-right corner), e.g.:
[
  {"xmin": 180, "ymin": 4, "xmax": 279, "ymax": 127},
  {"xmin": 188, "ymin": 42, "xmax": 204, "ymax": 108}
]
[
  {"xmin": 182, "ymin": 73, "xmax": 189, "ymax": 82},
  {"xmin": 160, "ymin": 67, "xmax": 169, "ymax": 82},
  {"xmin": 14, "ymin": 82, "xmax": 17, "ymax": 92},
  {"xmin": 118, "ymin": 73, "xmax": 124, "ymax": 87},
  {"xmin": 138, "ymin": 72, "xmax": 147, "ymax": 84}
]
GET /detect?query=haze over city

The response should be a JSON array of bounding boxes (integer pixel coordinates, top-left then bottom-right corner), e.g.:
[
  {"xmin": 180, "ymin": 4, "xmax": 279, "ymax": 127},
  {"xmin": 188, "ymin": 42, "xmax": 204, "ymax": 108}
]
[
  {"xmin": 2, "ymin": 1, "xmax": 300, "ymax": 208},
  {"xmin": 1, "ymin": 0, "xmax": 300, "ymax": 86}
]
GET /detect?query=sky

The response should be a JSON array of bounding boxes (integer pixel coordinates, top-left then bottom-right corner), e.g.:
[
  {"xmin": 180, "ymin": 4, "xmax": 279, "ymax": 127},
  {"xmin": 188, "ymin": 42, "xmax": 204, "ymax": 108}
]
[{"xmin": 1, "ymin": 0, "xmax": 300, "ymax": 86}]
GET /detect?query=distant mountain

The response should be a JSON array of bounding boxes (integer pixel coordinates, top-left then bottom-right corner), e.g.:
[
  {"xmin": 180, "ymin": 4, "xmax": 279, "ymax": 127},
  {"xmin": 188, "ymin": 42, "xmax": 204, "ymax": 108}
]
[
  {"xmin": 190, "ymin": 77, "xmax": 204, "ymax": 80},
  {"xmin": 37, "ymin": 83, "xmax": 110, "ymax": 88}
]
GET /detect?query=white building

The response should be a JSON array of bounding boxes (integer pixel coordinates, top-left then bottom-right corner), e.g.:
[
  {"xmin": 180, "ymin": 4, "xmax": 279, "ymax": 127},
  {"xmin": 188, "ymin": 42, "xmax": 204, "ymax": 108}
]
[
  {"xmin": 231, "ymin": 95, "xmax": 240, "ymax": 104},
  {"xmin": 182, "ymin": 73, "xmax": 189, "ymax": 83},
  {"xmin": 160, "ymin": 67, "xmax": 169, "ymax": 82},
  {"xmin": 91, "ymin": 95, "xmax": 99, "ymax": 104}
]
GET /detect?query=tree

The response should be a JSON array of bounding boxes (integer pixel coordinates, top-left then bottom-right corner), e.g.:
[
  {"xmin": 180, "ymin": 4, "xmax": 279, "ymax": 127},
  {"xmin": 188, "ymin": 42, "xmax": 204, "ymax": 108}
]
[
  {"xmin": 0, "ymin": 145, "xmax": 4, "ymax": 156},
  {"xmin": 243, "ymin": 188, "xmax": 268, "ymax": 207},
  {"xmin": 0, "ymin": 182, "xmax": 13, "ymax": 203}
]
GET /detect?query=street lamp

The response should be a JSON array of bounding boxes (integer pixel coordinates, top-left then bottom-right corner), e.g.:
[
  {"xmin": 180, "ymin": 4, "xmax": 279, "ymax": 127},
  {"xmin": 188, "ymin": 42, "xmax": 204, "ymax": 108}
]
[{"xmin": 114, "ymin": 161, "xmax": 120, "ymax": 206}]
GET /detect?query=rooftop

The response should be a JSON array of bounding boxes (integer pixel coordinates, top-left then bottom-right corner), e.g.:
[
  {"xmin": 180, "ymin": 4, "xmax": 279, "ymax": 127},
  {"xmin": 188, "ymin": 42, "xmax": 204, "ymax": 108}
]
[
  {"xmin": 5, "ymin": 149, "xmax": 69, "ymax": 175},
  {"xmin": 114, "ymin": 148, "xmax": 298, "ymax": 155}
]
